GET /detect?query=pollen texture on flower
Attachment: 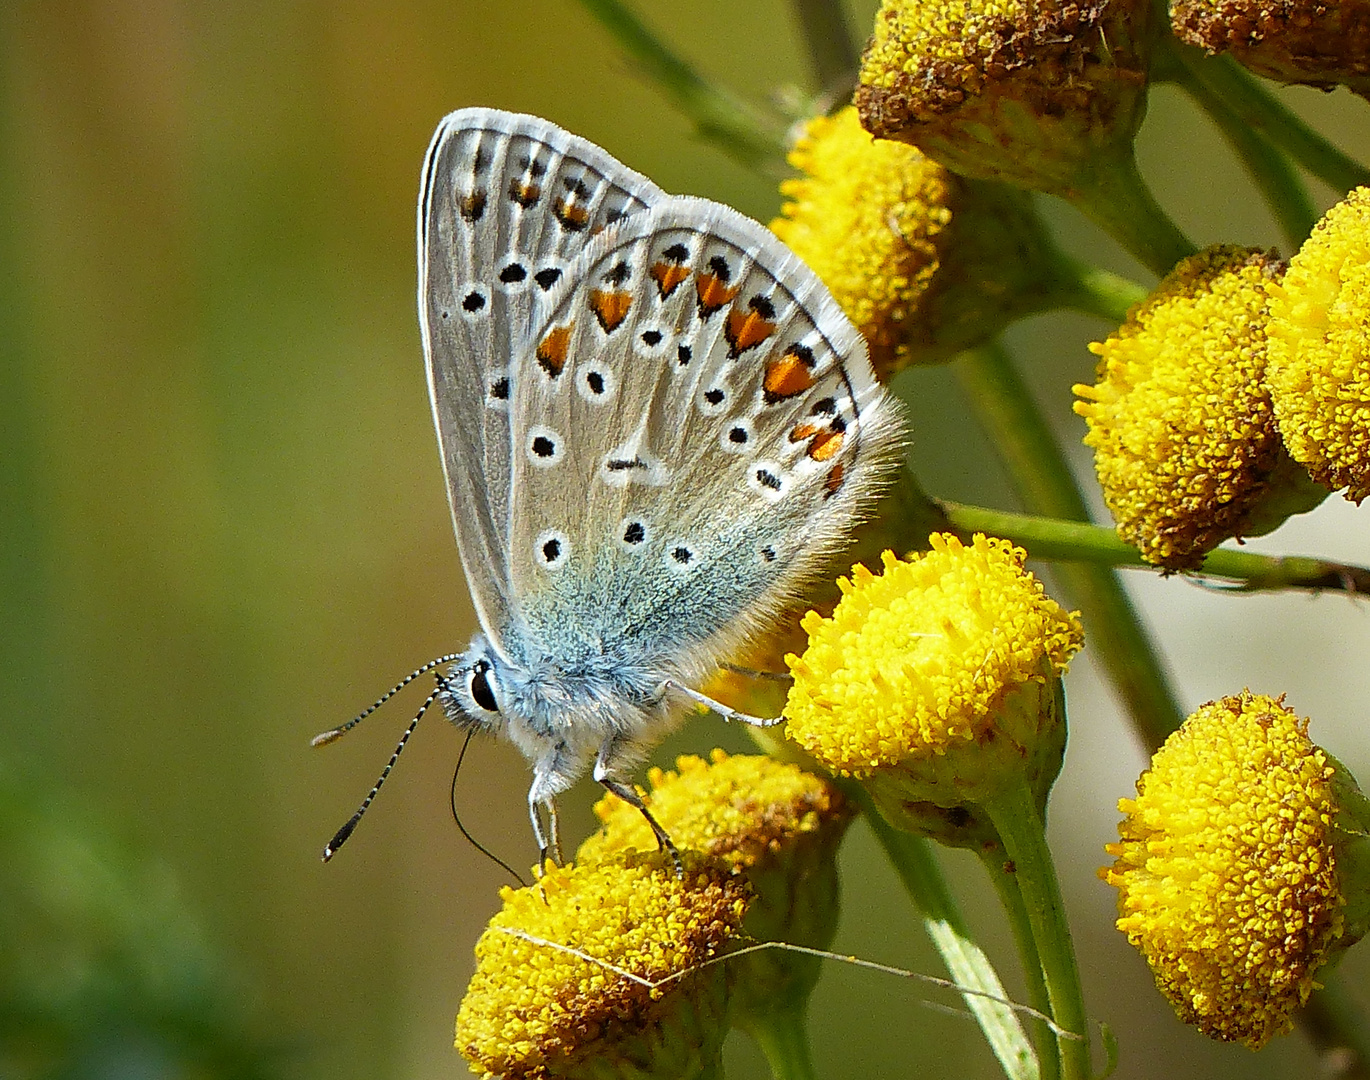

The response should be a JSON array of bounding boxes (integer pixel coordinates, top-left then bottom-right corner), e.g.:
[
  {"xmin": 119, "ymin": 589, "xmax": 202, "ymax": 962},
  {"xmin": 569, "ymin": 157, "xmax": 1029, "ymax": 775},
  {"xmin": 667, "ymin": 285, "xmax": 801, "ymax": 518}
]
[
  {"xmin": 784, "ymin": 535, "xmax": 1082, "ymax": 776},
  {"xmin": 580, "ymin": 749, "xmax": 847, "ymax": 870},
  {"xmin": 1171, "ymin": 0, "xmax": 1370, "ymax": 97},
  {"xmin": 1101, "ymin": 691, "xmax": 1344, "ymax": 1049},
  {"xmin": 854, "ymin": 0, "xmax": 1153, "ymax": 193},
  {"xmin": 456, "ymin": 852, "xmax": 748, "ymax": 1079},
  {"xmin": 1266, "ymin": 187, "xmax": 1370, "ymax": 502},
  {"xmin": 1073, "ymin": 246, "xmax": 1284, "ymax": 570},
  {"xmin": 770, "ymin": 107, "xmax": 954, "ymax": 374}
]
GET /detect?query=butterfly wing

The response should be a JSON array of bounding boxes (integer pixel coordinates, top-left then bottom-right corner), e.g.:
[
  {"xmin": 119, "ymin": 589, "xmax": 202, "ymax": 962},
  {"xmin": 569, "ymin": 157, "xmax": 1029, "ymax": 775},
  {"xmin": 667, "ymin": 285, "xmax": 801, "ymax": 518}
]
[
  {"xmin": 504, "ymin": 197, "xmax": 906, "ymax": 677},
  {"xmin": 418, "ymin": 109, "xmax": 664, "ymax": 642}
]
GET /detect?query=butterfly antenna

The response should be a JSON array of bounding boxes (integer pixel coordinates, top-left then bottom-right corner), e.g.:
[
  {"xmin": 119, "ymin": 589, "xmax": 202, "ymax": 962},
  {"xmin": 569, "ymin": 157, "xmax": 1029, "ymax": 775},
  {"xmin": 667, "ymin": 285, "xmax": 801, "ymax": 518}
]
[
  {"xmin": 449, "ymin": 729, "xmax": 528, "ymax": 887},
  {"xmin": 311, "ymin": 653, "xmax": 461, "ymax": 747},
  {"xmin": 321, "ymin": 686, "xmax": 440, "ymax": 862}
]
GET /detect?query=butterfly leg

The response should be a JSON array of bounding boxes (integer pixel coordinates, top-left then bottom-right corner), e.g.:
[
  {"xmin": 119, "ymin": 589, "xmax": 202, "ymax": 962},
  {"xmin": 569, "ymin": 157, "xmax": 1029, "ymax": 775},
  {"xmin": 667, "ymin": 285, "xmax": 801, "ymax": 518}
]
[
  {"xmin": 593, "ymin": 746, "xmax": 683, "ymax": 878},
  {"xmin": 664, "ymin": 680, "xmax": 786, "ymax": 728},
  {"xmin": 528, "ymin": 794, "xmax": 565, "ymax": 872}
]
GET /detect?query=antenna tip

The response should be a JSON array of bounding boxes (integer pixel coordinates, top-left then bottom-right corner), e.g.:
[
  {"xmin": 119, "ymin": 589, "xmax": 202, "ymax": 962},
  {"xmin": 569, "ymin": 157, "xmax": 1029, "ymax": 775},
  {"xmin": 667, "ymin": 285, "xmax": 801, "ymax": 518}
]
[
  {"xmin": 311, "ymin": 728, "xmax": 345, "ymax": 748},
  {"xmin": 322, "ymin": 814, "xmax": 360, "ymax": 862}
]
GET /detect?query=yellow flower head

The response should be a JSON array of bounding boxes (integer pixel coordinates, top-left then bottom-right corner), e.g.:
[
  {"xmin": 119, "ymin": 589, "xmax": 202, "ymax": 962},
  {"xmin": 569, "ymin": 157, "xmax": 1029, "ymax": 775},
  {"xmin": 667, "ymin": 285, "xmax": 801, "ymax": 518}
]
[
  {"xmin": 1073, "ymin": 246, "xmax": 1286, "ymax": 570},
  {"xmin": 854, "ymin": 0, "xmax": 1154, "ymax": 195},
  {"xmin": 1101, "ymin": 692, "xmax": 1344, "ymax": 1049},
  {"xmin": 456, "ymin": 852, "xmax": 748, "ymax": 1079},
  {"xmin": 1267, "ymin": 187, "xmax": 1370, "ymax": 502},
  {"xmin": 772, "ymin": 107, "xmax": 954, "ymax": 374},
  {"xmin": 772, "ymin": 106, "xmax": 1080, "ymax": 375},
  {"xmin": 579, "ymin": 751, "xmax": 852, "ymax": 1034},
  {"xmin": 580, "ymin": 750, "xmax": 849, "ymax": 872},
  {"xmin": 784, "ymin": 535, "xmax": 1082, "ymax": 807},
  {"xmin": 1171, "ymin": 0, "xmax": 1370, "ymax": 98}
]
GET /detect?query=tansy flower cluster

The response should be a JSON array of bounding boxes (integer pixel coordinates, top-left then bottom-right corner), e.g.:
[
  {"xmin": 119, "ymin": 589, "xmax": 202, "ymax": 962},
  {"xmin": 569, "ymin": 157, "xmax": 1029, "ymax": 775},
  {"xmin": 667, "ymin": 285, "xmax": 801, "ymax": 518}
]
[
  {"xmin": 855, "ymin": 0, "xmax": 1154, "ymax": 195},
  {"xmin": 771, "ymin": 105, "xmax": 1081, "ymax": 373},
  {"xmin": 1267, "ymin": 188, "xmax": 1370, "ymax": 502},
  {"xmin": 1101, "ymin": 693, "xmax": 1351, "ymax": 1048},
  {"xmin": 456, "ymin": 852, "xmax": 747, "ymax": 1079},
  {"xmin": 785, "ymin": 535, "xmax": 1082, "ymax": 794},
  {"xmin": 443, "ymin": 2, "xmax": 1370, "ymax": 1076},
  {"xmin": 1073, "ymin": 246, "xmax": 1286, "ymax": 570}
]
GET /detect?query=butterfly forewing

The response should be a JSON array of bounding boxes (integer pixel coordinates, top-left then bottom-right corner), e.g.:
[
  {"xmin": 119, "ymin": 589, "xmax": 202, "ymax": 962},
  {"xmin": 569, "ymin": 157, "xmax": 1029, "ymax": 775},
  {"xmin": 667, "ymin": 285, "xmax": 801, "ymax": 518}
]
[
  {"xmin": 505, "ymin": 198, "xmax": 904, "ymax": 670},
  {"xmin": 419, "ymin": 108, "xmax": 664, "ymax": 641}
]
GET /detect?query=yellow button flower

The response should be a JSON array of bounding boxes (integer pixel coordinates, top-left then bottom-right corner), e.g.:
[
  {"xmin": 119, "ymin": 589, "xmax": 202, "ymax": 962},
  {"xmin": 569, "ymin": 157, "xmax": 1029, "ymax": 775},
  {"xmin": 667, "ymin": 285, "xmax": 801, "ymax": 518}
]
[
  {"xmin": 1074, "ymin": 246, "xmax": 1293, "ymax": 570},
  {"xmin": 580, "ymin": 751, "xmax": 852, "ymax": 1063},
  {"xmin": 456, "ymin": 852, "xmax": 748, "ymax": 1079},
  {"xmin": 580, "ymin": 750, "xmax": 849, "ymax": 874},
  {"xmin": 1101, "ymin": 692, "xmax": 1345, "ymax": 1049},
  {"xmin": 1267, "ymin": 187, "xmax": 1370, "ymax": 502},
  {"xmin": 771, "ymin": 106, "xmax": 1068, "ymax": 374},
  {"xmin": 854, "ymin": 0, "xmax": 1154, "ymax": 196},
  {"xmin": 784, "ymin": 535, "xmax": 1082, "ymax": 809},
  {"xmin": 1172, "ymin": 0, "xmax": 1370, "ymax": 98},
  {"xmin": 772, "ymin": 107, "xmax": 954, "ymax": 374}
]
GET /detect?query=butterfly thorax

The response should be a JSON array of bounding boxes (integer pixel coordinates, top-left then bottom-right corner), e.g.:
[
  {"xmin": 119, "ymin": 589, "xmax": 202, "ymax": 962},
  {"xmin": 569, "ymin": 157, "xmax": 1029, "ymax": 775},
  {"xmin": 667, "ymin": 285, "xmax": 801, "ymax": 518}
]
[{"xmin": 437, "ymin": 628, "xmax": 682, "ymax": 789}]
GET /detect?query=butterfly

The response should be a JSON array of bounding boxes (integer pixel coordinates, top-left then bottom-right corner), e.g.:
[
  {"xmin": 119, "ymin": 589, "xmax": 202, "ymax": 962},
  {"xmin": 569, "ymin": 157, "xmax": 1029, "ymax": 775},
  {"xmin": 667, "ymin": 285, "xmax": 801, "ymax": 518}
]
[{"xmin": 317, "ymin": 108, "xmax": 906, "ymax": 869}]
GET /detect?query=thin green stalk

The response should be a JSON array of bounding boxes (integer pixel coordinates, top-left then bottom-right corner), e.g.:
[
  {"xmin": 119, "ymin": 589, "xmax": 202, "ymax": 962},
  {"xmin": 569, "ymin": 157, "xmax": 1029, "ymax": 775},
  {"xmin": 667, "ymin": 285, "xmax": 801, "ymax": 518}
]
[
  {"xmin": 852, "ymin": 786, "xmax": 1041, "ymax": 1080},
  {"xmin": 981, "ymin": 849, "xmax": 1060, "ymax": 1080},
  {"xmin": 746, "ymin": 1003, "xmax": 818, "ymax": 1080},
  {"xmin": 937, "ymin": 500, "xmax": 1370, "ymax": 594},
  {"xmin": 1163, "ymin": 39, "xmax": 1370, "ymax": 194},
  {"xmin": 955, "ymin": 343, "xmax": 1187, "ymax": 747},
  {"xmin": 1054, "ymin": 260, "xmax": 1148, "ymax": 323},
  {"xmin": 1068, "ymin": 150, "xmax": 1197, "ymax": 276},
  {"xmin": 1166, "ymin": 55, "xmax": 1317, "ymax": 249},
  {"xmin": 790, "ymin": 0, "xmax": 858, "ymax": 96},
  {"xmin": 577, "ymin": 0, "xmax": 790, "ymax": 171},
  {"xmin": 981, "ymin": 779, "xmax": 1090, "ymax": 1080}
]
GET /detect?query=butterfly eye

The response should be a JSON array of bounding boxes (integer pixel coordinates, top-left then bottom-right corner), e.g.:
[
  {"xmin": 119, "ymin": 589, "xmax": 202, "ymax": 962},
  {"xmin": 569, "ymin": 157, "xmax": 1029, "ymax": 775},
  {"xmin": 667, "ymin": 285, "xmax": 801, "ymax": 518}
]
[{"xmin": 469, "ymin": 659, "xmax": 500, "ymax": 714}]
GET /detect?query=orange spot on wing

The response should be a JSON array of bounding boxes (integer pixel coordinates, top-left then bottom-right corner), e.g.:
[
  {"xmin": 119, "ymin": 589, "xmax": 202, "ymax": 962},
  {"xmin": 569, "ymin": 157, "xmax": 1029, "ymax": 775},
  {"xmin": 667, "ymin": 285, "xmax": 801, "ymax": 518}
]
[
  {"xmin": 807, "ymin": 429, "xmax": 844, "ymax": 461},
  {"xmin": 536, "ymin": 324, "xmax": 573, "ymax": 377},
  {"xmin": 696, "ymin": 272, "xmax": 740, "ymax": 317},
  {"xmin": 650, "ymin": 261, "xmax": 690, "ymax": 298},
  {"xmin": 509, "ymin": 179, "xmax": 541, "ymax": 207},
  {"xmin": 724, "ymin": 308, "xmax": 776, "ymax": 357},
  {"xmin": 589, "ymin": 289, "xmax": 633, "ymax": 333},
  {"xmin": 458, "ymin": 190, "xmax": 486, "ymax": 221},
  {"xmin": 789, "ymin": 422, "xmax": 821, "ymax": 443},
  {"xmin": 554, "ymin": 199, "xmax": 590, "ymax": 231},
  {"xmin": 763, "ymin": 350, "xmax": 817, "ymax": 402}
]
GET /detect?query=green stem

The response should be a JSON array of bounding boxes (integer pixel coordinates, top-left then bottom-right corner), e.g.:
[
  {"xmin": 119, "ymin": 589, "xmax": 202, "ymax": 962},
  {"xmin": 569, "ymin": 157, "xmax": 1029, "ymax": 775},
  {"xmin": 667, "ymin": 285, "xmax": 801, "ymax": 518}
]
[
  {"xmin": 1068, "ymin": 149, "xmax": 1197, "ymax": 276},
  {"xmin": 1162, "ymin": 39, "xmax": 1370, "ymax": 194},
  {"xmin": 955, "ymin": 343, "xmax": 1186, "ymax": 747},
  {"xmin": 937, "ymin": 500, "xmax": 1370, "ymax": 594},
  {"xmin": 852, "ymin": 785, "xmax": 1041, "ymax": 1080},
  {"xmin": 577, "ymin": 0, "xmax": 790, "ymax": 172},
  {"xmin": 1164, "ymin": 54, "xmax": 1317, "ymax": 249},
  {"xmin": 790, "ymin": 0, "xmax": 858, "ymax": 97},
  {"xmin": 981, "ymin": 849, "xmax": 1060, "ymax": 1080},
  {"xmin": 746, "ymin": 1002, "xmax": 818, "ymax": 1080},
  {"xmin": 982, "ymin": 779, "xmax": 1091, "ymax": 1080},
  {"xmin": 1054, "ymin": 260, "xmax": 1148, "ymax": 323}
]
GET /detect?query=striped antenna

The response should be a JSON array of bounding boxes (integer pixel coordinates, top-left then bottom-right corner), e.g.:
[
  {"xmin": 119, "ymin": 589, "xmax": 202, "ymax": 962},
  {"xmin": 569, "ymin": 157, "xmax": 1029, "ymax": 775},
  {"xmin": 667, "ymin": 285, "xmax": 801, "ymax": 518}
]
[
  {"xmin": 311, "ymin": 654, "xmax": 461, "ymax": 747},
  {"xmin": 321, "ymin": 686, "xmax": 441, "ymax": 862}
]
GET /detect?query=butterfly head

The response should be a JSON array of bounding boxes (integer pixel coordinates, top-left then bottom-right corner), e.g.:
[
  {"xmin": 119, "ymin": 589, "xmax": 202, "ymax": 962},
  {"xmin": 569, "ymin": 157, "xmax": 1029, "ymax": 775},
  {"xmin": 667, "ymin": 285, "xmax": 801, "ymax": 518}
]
[{"xmin": 436, "ymin": 635, "xmax": 509, "ymax": 736}]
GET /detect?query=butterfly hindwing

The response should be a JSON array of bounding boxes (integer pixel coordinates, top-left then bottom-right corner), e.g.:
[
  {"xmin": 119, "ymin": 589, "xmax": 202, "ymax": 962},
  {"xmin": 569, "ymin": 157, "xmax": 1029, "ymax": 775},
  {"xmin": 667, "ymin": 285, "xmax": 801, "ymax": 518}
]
[
  {"xmin": 506, "ymin": 198, "xmax": 905, "ymax": 671},
  {"xmin": 419, "ymin": 108, "xmax": 663, "ymax": 638}
]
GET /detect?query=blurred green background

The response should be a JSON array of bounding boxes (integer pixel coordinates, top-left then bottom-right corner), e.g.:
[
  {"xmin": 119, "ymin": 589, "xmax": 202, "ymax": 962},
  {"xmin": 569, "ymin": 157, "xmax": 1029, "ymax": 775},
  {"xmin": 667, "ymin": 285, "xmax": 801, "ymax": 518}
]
[{"xmin": 3, "ymin": 2, "xmax": 1370, "ymax": 1078}]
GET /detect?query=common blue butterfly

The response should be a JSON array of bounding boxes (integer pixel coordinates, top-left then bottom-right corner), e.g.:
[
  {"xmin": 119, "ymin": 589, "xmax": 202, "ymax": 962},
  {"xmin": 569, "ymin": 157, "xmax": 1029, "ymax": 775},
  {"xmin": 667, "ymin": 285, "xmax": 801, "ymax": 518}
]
[{"xmin": 319, "ymin": 109, "xmax": 905, "ymax": 868}]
